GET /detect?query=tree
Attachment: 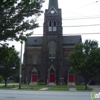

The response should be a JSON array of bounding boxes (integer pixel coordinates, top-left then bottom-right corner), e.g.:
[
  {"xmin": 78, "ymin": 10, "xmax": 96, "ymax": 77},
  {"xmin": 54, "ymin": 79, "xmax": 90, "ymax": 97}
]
[
  {"xmin": 67, "ymin": 40, "xmax": 100, "ymax": 89},
  {"xmin": 0, "ymin": 0, "xmax": 44, "ymax": 87},
  {"xmin": 0, "ymin": 0, "xmax": 44, "ymax": 42},
  {"xmin": 0, "ymin": 75, "xmax": 3, "ymax": 83},
  {"xmin": 0, "ymin": 44, "xmax": 20, "ymax": 87}
]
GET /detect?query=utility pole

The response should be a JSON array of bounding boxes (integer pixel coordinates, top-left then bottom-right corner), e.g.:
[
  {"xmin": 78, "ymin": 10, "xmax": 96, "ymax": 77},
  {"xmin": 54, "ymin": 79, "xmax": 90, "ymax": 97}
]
[{"xmin": 19, "ymin": 41, "xmax": 23, "ymax": 89}]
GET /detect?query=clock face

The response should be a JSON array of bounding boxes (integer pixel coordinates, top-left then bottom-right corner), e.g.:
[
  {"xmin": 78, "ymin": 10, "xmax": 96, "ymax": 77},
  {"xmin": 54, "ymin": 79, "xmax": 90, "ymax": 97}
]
[{"xmin": 50, "ymin": 10, "xmax": 55, "ymax": 14}]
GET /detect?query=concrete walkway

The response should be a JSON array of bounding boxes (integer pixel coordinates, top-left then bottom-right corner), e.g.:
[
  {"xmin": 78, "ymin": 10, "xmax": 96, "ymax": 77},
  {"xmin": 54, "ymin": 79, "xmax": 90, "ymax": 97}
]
[
  {"xmin": 39, "ymin": 87, "xmax": 77, "ymax": 91},
  {"xmin": 69, "ymin": 87, "xmax": 77, "ymax": 91},
  {"xmin": 39, "ymin": 88, "xmax": 49, "ymax": 91}
]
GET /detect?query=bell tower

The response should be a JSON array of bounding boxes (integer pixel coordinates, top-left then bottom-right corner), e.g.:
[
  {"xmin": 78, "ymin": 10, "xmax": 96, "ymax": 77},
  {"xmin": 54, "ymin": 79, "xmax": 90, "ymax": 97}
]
[
  {"xmin": 43, "ymin": 0, "xmax": 62, "ymax": 35},
  {"xmin": 43, "ymin": 0, "xmax": 63, "ymax": 84}
]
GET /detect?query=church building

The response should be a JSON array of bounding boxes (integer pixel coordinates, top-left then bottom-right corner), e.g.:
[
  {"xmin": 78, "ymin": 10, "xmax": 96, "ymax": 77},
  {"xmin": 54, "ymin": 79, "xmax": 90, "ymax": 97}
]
[{"xmin": 23, "ymin": 0, "xmax": 82, "ymax": 85}]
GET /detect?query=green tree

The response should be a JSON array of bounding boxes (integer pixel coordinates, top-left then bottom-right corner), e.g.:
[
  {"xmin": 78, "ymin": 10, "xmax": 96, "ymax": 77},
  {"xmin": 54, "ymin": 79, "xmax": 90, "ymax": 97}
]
[
  {"xmin": 0, "ymin": 0, "xmax": 44, "ymax": 41},
  {"xmin": 0, "ymin": 44, "xmax": 20, "ymax": 87},
  {"xmin": 0, "ymin": 0, "xmax": 44, "ymax": 87},
  {"xmin": 67, "ymin": 40, "xmax": 100, "ymax": 89},
  {"xmin": 0, "ymin": 75, "xmax": 3, "ymax": 83}
]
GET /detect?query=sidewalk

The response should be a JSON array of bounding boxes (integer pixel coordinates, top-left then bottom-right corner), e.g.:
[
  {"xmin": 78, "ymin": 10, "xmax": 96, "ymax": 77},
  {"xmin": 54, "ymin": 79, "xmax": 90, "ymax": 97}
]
[
  {"xmin": 68, "ymin": 82, "xmax": 77, "ymax": 91},
  {"xmin": 88, "ymin": 85, "xmax": 100, "ymax": 91}
]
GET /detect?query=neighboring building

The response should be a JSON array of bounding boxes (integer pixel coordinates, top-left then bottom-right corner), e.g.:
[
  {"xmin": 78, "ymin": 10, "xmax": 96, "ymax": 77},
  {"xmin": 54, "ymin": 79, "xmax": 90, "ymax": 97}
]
[{"xmin": 22, "ymin": 0, "xmax": 81, "ymax": 85}]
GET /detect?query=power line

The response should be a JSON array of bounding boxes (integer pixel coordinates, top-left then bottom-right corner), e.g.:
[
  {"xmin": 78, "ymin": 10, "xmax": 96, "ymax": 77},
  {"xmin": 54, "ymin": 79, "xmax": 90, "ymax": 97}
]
[
  {"xmin": 39, "ymin": 24, "xmax": 100, "ymax": 27},
  {"xmin": 63, "ymin": 32, "xmax": 100, "ymax": 35},
  {"xmin": 62, "ymin": 16, "xmax": 100, "ymax": 20},
  {"xmin": 37, "ymin": 16, "xmax": 100, "ymax": 21},
  {"xmin": 63, "ymin": 24, "xmax": 100, "ymax": 27},
  {"xmin": 61, "ymin": 8, "xmax": 100, "ymax": 21},
  {"xmin": 78, "ymin": 0, "xmax": 100, "ymax": 9},
  {"xmin": 1, "ymin": 33, "xmax": 100, "ymax": 44},
  {"xmin": 31, "ymin": 32, "xmax": 100, "ymax": 35}
]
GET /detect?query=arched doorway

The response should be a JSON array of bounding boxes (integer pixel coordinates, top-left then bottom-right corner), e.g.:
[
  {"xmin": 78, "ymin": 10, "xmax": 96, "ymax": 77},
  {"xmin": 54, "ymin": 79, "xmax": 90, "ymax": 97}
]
[
  {"xmin": 31, "ymin": 67, "xmax": 38, "ymax": 84},
  {"xmin": 49, "ymin": 69, "xmax": 55, "ymax": 82},
  {"xmin": 48, "ymin": 64, "xmax": 56, "ymax": 84}
]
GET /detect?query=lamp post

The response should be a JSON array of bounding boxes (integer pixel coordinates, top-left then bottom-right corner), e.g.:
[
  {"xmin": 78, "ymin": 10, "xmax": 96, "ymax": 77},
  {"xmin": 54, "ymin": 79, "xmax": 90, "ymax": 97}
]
[{"xmin": 19, "ymin": 41, "xmax": 23, "ymax": 89}]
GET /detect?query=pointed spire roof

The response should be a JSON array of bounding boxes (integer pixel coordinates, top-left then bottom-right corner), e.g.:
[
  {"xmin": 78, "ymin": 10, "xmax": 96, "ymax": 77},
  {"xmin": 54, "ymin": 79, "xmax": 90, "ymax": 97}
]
[{"xmin": 49, "ymin": 0, "xmax": 58, "ymax": 10}]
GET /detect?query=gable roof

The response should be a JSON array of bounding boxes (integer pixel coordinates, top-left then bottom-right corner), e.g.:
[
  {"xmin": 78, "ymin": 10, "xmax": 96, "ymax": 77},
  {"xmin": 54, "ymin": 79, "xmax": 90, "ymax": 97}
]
[
  {"xmin": 48, "ymin": 6, "xmax": 58, "ymax": 14},
  {"xmin": 63, "ymin": 35, "xmax": 81, "ymax": 45},
  {"xmin": 26, "ymin": 35, "xmax": 81, "ymax": 46},
  {"xmin": 26, "ymin": 36, "xmax": 43, "ymax": 46}
]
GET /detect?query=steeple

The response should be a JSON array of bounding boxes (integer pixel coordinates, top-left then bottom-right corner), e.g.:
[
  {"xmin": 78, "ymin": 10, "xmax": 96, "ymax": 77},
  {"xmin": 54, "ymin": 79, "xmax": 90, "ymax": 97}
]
[
  {"xmin": 44, "ymin": 0, "xmax": 62, "ymax": 35},
  {"xmin": 49, "ymin": 0, "xmax": 58, "ymax": 10}
]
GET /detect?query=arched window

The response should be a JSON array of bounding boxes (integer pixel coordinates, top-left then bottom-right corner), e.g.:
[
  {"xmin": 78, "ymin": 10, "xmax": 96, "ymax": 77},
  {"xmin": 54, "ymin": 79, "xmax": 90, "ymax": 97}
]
[
  {"xmin": 48, "ymin": 20, "xmax": 57, "ymax": 32},
  {"xmin": 48, "ymin": 21, "xmax": 52, "ymax": 31},
  {"xmin": 53, "ymin": 20, "xmax": 57, "ymax": 31},
  {"xmin": 33, "ymin": 54, "xmax": 38, "ymax": 65},
  {"xmin": 48, "ymin": 41, "xmax": 56, "ymax": 58},
  {"xmin": 49, "ymin": 21, "xmax": 52, "ymax": 26}
]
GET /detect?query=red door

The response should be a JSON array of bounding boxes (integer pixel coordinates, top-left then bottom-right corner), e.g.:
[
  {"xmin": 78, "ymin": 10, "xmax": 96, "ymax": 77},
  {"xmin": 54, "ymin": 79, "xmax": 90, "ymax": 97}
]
[
  {"xmin": 50, "ymin": 73, "xmax": 55, "ymax": 82},
  {"xmin": 68, "ymin": 74, "xmax": 74, "ymax": 82},
  {"xmin": 32, "ymin": 74, "xmax": 37, "ymax": 82}
]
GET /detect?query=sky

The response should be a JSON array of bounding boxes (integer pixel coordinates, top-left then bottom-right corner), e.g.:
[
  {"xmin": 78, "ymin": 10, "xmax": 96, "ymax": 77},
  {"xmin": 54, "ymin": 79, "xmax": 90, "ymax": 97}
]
[{"xmin": 8, "ymin": 0, "xmax": 100, "ymax": 55}]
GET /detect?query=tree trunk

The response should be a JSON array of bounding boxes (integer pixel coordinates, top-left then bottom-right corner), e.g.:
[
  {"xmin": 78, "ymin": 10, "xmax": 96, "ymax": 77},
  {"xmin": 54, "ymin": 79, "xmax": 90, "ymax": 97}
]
[
  {"xmin": 84, "ymin": 78, "xmax": 94, "ymax": 89},
  {"xmin": 84, "ymin": 79, "xmax": 88, "ymax": 89},
  {"xmin": 84, "ymin": 83, "xmax": 87, "ymax": 89},
  {"xmin": 4, "ymin": 78, "xmax": 8, "ymax": 87}
]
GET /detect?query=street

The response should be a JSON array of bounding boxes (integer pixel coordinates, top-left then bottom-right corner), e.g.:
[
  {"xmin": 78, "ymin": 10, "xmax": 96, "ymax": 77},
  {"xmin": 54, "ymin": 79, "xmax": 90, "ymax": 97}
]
[{"xmin": 0, "ymin": 89, "xmax": 95, "ymax": 100}]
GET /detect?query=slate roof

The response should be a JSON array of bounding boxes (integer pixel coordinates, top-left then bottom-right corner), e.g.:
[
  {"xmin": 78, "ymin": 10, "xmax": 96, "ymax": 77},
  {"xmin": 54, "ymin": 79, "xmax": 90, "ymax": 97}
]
[
  {"xmin": 26, "ymin": 36, "xmax": 43, "ymax": 46},
  {"xmin": 63, "ymin": 35, "xmax": 81, "ymax": 45},
  {"xmin": 49, "ymin": 0, "xmax": 58, "ymax": 10},
  {"xmin": 26, "ymin": 35, "xmax": 81, "ymax": 46}
]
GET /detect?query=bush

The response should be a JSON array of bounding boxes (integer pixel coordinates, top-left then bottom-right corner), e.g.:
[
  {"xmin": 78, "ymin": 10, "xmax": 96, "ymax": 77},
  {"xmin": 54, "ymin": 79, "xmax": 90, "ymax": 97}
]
[
  {"xmin": 38, "ymin": 78, "xmax": 43, "ymax": 83},
  {"xmin": 37, "ymin": 82, "xmax": 45, "ymax": 85},
  {"xmin": 38, "ymin": 78, "xmax": 45, "ymax": 85}
]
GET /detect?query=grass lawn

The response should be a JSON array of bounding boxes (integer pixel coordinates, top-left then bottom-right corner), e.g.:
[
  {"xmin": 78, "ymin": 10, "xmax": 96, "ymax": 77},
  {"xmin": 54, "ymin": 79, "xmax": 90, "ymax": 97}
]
[
  {"xmin": 0, "ymin": 83, "xmax": 47, "ymax": 90},
  {"xmin": 47, "ymin": 85, "xmax": 69, "ymax": 91},
  {"xmin": 1, "ymin": 83, "xmax": 93, "ymax": 91},
  {"xmin": 0, "ymin": 83, "xmax": 69, "ymax": 91},
  {"xmin": 76, "ymin": 85, "xmax": 93, "ymax": 91},
  {"xmin": 21, "ymin": 84, "xmax": 47, "ymax": 90},
  {"xmin": 0, "ymin": 85, "xmax": 19, "ymax": 89},
  {"xmin": 21, "ymin": 84, "xmax": 69, "ymax": 91}
]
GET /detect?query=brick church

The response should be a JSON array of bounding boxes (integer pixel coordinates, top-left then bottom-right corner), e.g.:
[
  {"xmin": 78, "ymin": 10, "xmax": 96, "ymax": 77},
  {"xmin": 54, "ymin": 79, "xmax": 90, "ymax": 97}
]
[{"xmin": 23, "ymin": 0, "xmax": 81, "ymax": 85}]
